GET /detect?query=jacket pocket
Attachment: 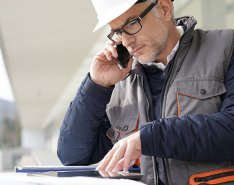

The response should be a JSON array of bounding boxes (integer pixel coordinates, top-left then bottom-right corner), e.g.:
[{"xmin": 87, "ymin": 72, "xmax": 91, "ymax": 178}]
[
  {"xmin": 105, "ymin": 114, "xmax": 139, "ymax": 144},
  {"xmin": 189, "ymin": 168, "xmax": 234, "ymax": 185},
  {"xmin": 176, "ymin": 78, "xmax": 226, "ymax": 116}
]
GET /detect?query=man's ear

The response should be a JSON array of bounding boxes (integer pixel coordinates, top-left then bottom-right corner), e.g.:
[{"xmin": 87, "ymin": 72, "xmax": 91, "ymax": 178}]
[{"xmin": 158, "ymin": 0, "xmax": 173, "ymax": 21}]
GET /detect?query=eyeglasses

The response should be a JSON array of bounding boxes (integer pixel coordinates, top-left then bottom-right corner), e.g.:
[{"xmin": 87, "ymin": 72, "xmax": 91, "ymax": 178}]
[{"xmin": 107, "ymin": 2, "xmax": 156, "ymax": 44}]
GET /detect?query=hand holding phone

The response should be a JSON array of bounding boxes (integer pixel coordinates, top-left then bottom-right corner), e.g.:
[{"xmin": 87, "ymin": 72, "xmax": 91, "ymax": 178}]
[
  {"xmin": 90, "ymin": 42, "xmax": 132, "ymax": 87},
  {"xmin": 116, "ymin": 44, "xmax": 131, "ymax": 68}
]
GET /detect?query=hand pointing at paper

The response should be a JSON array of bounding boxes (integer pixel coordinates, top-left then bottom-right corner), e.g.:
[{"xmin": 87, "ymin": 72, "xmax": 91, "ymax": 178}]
[{"xmin": 96, "ymin": 131, "xmax": 141, "ymax": 172}]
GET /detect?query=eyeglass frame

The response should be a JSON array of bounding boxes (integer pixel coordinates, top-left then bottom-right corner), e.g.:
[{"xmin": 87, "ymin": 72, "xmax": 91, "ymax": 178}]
[{"xmin": 107, "ymin": 1, "xmax": 157, "ymax": 44}]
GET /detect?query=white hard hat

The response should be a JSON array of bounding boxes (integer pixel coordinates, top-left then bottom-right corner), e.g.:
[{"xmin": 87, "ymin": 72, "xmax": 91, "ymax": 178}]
[{"xmin": 91, "ymin": 0, "xmax": 139, "ymax": 32}]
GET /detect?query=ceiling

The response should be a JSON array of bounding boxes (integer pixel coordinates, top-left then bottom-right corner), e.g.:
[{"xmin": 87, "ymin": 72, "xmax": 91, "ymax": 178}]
[
  {"xmin": 0, "ymin": 0, "xmax": 204, "ymax": 131},
  {"xmin": 0, "ymin": 0, "xmax": 106, "ymax": 129}
]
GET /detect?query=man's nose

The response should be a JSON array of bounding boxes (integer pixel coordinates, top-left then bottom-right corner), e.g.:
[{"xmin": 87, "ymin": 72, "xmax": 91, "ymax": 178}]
[{"xmin": 121, "ymin": 32, "xmax": 136, "ymax": 48}]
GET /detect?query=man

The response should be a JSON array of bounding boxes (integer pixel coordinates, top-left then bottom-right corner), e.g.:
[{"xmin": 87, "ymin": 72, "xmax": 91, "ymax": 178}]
[{"xmin": 57, "ymin": 0, "xmax": 234, "ymax": 184}]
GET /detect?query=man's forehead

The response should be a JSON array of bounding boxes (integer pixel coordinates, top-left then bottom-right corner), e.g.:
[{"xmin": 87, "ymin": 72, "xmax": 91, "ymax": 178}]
[{"xmin": 108, "ymin": 2, "xmax": 148, "ymax": 30}]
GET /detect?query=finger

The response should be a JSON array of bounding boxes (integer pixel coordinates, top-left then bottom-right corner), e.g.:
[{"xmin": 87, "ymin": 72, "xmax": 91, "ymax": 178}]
[
  {"xmin": 119, "ymin": 171, "xmax": 130, "ymax": 176},
  {"xmin": 123, "ymin": 144, "xmax": 134, "ymax": 172},
  {"xmin": 105, "ymin": 41, "xmax": 118, "ymax": 58},
  {"xmin": 127, "ymin": 57, "xmax": 134, "ymax": 68},
  {"xmin": 96, "ymin": 143, "xmax": 120, "ymax": 170},
  {"xmin": 106, "ymin": 43, "xmax": 118, "ymax": 58},
  {"xmin": 106, "ymin": 142, "xmax": 127, "ymax": 172},
  {"xmin": 105, "ymin": 152, "xmax": 122, "ymax": 171},
  {"xmin": 107, "ymin": 171, "xmax": 118, "ymax": 177},
  {"xmin": 103, "ymin": 48, "xmax": 113, "ymax": 61},
  {"xmin": 96, "ymin": 153, "xmax": 113, "ymax": 171},
  {"xmin": 107, "ymin": 40, "xmax": 115, "ymax": 46},
  {"xmin": 112, "ymin": 156, "xmax": 136, "ymax": 172},
  {"xmin": 98, "ymin": 170, "xmax": 110, "ymax": 177},
  {"xmin": 112, "ymin": 158, "xmax": 125, "ymax": 172}
]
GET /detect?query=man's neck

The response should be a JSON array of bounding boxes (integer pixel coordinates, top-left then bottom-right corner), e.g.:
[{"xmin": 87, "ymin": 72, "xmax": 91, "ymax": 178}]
[{"xmin": 157, "ymin": 26, "xmax": 181, "ymax": 65}]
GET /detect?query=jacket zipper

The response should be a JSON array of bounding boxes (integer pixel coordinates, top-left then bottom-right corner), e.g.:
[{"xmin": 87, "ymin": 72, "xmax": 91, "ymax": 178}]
[
  {"xmin": 194, "ymin": 171, "xmax": 234, "ymax": 183},
  {"xmin": 159, "ymin": 35, "xmax": 185, "ymax": 185},
  {"xmin": 137, "ymin": 70, "xmax": 157, "ymax": 185}
]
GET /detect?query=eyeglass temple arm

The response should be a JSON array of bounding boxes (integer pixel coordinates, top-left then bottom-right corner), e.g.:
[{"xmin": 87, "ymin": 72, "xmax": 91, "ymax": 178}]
[{"xmin": 139, "ymin": 2, "xmax": 156, "ymax": 19}]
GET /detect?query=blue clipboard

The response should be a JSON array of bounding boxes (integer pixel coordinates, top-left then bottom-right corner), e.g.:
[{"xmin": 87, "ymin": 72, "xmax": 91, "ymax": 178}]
[
  {"xmin": 15, "ymin": 165, "xmax": 97, "ymax": 173},
  {"xmin": 15, "ymin": 165, "xmax": 140, "ymax": 173}
]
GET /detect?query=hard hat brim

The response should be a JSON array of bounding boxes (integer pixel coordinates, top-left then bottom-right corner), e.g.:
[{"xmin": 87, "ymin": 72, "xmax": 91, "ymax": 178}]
[{"xmin": 93, "ymin": 0, "xmax": 138, "ymax": 32}]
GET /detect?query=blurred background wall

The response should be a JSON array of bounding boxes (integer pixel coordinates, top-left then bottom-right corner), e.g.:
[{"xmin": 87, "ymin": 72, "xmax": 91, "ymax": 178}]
[{"xmin": 0, "ymin": 0, "xmax": 233, "ymax": 171}]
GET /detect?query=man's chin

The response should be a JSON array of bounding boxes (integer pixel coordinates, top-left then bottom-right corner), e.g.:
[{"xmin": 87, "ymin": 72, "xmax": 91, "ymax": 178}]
[{"xmin": 136, "ymin": 57, "xmax": 153, "ymax": 65}]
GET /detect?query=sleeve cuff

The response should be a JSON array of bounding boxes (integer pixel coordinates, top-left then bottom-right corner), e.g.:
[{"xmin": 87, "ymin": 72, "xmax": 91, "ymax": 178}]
[
  {"xmin": 140, "ymin": 121, "xmax": 160, "ymax": 156},
  {"xmin": 82, "ymin": 73, "xmax": 114, "ymax": 102},
  {"xmin": 140, "ymin": 125, "xmax": 154, "ymax": 156}
]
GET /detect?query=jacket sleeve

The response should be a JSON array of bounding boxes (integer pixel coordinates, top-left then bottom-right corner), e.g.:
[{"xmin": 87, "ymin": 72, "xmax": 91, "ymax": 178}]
[
  {"xmin": 140, "ymin": 51, "xmax": 234, "ymax": 161},
  {"xmin": 57, "ymin": 74, "xmax": 113, "ymax": 165}
]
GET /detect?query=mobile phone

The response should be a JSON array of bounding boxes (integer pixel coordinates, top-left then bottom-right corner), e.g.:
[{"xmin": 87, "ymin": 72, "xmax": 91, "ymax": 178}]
[{"xmin": 116, "ymin": 44, "xmax": 131, "ymax": 68}]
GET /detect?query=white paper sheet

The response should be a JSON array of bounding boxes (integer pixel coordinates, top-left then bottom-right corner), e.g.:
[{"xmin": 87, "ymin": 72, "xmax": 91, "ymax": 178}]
[{"xmin": 0, "ymin": 172, "xmax": 146, "ymax": 185}]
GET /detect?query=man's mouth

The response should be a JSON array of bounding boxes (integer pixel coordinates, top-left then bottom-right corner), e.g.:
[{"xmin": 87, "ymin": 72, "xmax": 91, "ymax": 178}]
[{"xmin": 131, "ymin": 46, "xmax": 144, "ymax": 56}]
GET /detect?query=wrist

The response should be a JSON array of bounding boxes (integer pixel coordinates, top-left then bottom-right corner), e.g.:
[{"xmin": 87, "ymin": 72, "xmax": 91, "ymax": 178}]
[
  {"xmin": 91, "ymin": 78, "xmax": 113, "ymax": 88},
  {"xmin": 90, "ymin": 73, "xmax": 114, "ymax": 88},
  {"xmin": 83, "ymin": 73, "xmax": 114, "ymax": 101}
]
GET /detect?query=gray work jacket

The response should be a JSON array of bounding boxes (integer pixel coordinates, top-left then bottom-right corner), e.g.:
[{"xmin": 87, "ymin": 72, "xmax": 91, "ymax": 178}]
[{"xmin": 106, "ymin": 17, "xmax": 234, "ymax": 185}]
